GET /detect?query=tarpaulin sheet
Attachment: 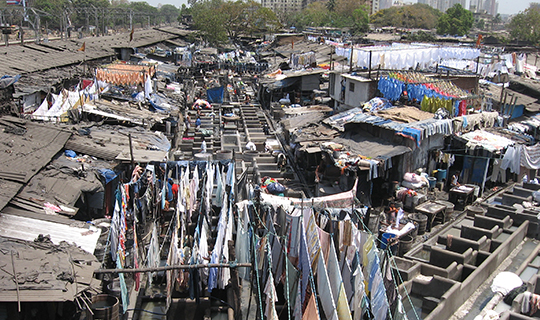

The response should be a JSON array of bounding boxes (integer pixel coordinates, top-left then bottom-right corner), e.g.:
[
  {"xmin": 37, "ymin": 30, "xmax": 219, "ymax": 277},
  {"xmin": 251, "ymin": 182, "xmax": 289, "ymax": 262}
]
[
  {"xmin": 0, "ymin": 74, "xmax": 20, "ymax": 89},
  {"xmin": 206, "ymin": 86, "xmax": 224, "ymax": 103}
]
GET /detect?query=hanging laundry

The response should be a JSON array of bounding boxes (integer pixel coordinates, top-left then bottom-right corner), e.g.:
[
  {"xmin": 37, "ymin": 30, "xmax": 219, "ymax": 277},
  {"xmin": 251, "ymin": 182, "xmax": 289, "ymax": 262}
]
[
  {"xmin": 264, "ymin": 268, "xmax": 279, "ymax": 320},
  {"xmin": 317, "ymin": 253, "xmax": 339, "ymax": 320}
]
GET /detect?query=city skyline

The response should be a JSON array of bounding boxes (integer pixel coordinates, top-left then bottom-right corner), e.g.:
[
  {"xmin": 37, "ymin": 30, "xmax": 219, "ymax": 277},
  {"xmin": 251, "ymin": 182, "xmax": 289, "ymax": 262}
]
[{"xmin": 146, "ymin": 0, "xmax": 530, "ymax": 16}]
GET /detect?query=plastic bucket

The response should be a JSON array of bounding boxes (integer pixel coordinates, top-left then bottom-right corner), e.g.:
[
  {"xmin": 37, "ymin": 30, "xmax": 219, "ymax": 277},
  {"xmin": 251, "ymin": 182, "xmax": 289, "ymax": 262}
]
[
  {"xmin": 381, "ymin": 233, "xmax": 398, "ymax": 255},
  {"xmin": 399, "ymin": 235, "xmax": 413, "ymax": 256},
  {"xmin": 436, "ymin": 169, "xmax": 447, "ymax": 181},
  {"xmin": 428, "ymin": 177, "xmax": 437, "ymax": 189},
  {"xmin": 409, "ymin": 213, "xmax": 428, "ymax": 235}
]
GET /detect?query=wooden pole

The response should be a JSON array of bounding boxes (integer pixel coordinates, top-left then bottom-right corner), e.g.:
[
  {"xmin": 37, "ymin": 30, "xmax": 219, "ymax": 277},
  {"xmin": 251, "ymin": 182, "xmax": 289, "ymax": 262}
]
[
  {"xmin": 11, "ymin": 251, "xmax": 20, "ymax": 312},
  {"xmin": 128, "ymin": 133, "xmax": 134, "ymax": 167}
]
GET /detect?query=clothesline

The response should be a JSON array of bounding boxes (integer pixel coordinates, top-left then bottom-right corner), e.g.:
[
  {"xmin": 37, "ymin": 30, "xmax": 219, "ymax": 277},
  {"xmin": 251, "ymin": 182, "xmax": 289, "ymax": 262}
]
[{"xmin": 94, "ymin": 262, "xmax": 253, "ymax": 274}]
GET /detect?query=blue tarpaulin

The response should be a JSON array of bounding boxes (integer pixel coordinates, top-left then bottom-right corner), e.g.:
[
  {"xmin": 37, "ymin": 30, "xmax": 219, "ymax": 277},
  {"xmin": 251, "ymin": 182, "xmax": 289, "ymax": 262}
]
[
  {"xmin": 206, "ymin": 86, "xmax": 224, "ymax": 103},
  {"xmin": 0, "ymin": 74, "xmax": 20, "ymax": 89},
  {"xmin": 98, "ymin": 169, "xmax": 118, "ymax": 184}
]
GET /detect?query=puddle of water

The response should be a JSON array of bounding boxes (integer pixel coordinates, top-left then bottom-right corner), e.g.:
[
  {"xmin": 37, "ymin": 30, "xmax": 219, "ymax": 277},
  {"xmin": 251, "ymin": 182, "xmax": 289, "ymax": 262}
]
[
  {"xmin": 403, "ymin": 294, "xmax": 428, "ymax": 320},
  {"xmin": 412, "ymin": 249, "xmax": 431, "ymax": 261},
  {"xmin": 531, "ymin": 255, "xmax": 540, "ymax": 267},
  {"xmin": 140, "ymin": 301, "xmax": 167, "ymax": 320}
]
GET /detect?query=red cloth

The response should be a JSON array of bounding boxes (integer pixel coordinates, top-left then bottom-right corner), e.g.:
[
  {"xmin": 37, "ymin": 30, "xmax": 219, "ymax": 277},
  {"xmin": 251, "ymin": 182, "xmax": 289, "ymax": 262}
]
[
  {"xmin": 172, "ymin": 184, "xmax": 179, "ymax": 199},
  {"xmin": 458, "ymin": 100, "xmax": 467, "ymax": 116},
  {"xmin": 82, "ymin": 79, "xmax": 93, "ymax": 89}
]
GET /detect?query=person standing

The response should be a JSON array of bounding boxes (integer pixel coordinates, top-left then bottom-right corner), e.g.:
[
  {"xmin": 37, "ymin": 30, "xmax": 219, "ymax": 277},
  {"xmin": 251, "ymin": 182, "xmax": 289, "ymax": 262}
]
[
  {"xmin": 200, "ymin": 138, "xmax": 207, "ymax": 153},
  {"xmin": 195, "ymin": 116, "xmax": 201, "ymax": 131}
]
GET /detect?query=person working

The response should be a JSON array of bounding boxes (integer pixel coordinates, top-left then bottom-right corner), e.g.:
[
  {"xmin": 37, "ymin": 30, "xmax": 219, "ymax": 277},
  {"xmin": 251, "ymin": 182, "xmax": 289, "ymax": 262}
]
[
  {"xmin": 451, "ymin": 171, "xmax": 460, "ymax": 187},
  {"xmin": 245, "ymin": 141, "xmax": 256, "ymax": 151}
]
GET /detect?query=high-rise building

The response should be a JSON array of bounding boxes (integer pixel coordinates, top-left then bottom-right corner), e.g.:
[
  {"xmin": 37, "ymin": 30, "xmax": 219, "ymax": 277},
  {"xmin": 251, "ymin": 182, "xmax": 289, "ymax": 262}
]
[
  {"xmin": 413, "ymin": 0, "xmax": 498, "ymax": 15},
  {"xmin": 371, "ymin": 0, "xmax": 380, "ymax": 14},
  {"xmin": 481, "ymin": 0, "xmax": 499, "ymax": 16},
  {"xmin": 260, "ymin": 0, "xmax": 307, "ymax": 13}
]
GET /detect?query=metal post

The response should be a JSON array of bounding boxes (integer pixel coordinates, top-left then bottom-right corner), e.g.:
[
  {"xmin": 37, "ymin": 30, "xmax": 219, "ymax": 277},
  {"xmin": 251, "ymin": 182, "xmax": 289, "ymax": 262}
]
[
  {"xmin": 330, "ymin": 46, "xmax": 333, "ymax": 71},
  {"xmin": 368, "ymin": 50, "xmax": 372, "ymax": 78},
  {"xmin": 349, "ymin": 45, "xmax": 354, "ymax": 72}
]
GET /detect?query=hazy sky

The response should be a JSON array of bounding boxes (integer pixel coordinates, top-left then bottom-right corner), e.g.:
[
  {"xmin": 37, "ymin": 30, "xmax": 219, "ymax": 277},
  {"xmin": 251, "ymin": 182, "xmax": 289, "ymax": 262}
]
[
  {"xmin": 497, "ymin": 0, "xmax": 531, "ymax": 15},
  {"xmin": 144, "ymin": 0, "xmax": 531, "ymax": 16}
]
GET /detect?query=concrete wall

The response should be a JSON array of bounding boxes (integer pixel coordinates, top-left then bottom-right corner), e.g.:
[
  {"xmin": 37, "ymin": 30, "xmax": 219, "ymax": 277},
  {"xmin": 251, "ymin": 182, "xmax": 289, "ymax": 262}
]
[
  {"xmin": 425, "ymin": 221, "xmax": 529, "ymax": 320},
  {"xmin": 329, "ymin": 72, "xmax": 377, "ymax": 110}
]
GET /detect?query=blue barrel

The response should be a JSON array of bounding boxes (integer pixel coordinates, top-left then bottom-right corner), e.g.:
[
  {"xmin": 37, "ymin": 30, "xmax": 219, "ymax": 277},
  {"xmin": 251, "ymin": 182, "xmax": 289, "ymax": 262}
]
[
  {"xmin": 428, "ymin": 177, "xmax": 437, "ymax": 189},
  {"xmin": 381, "ymin": 233, "xmax": 398, "ymax": 254},
  {"xmin": 436, "ymin": 169, "xmax": 447, "ymax": 181}
]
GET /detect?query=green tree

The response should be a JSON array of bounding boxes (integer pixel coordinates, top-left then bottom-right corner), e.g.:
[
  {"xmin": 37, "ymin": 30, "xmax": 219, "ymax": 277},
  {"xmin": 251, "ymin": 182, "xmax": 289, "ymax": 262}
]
[
  {"xmin": 436, "ymin": 4, "xmax": 473, "ymax": 36},
  {"xmin": 326, "ymin": 0, "xmax": 336, "ymax": 12},
  {"xmin": 129, "ymin": 2, "xmax": 158, "ymax": 27},
  {"xmin": 191, "ymin": 0, "xmax": 280, "ymax": 45},
  {"xmin": 508, "ymin": 6, "xmax": 540, "ymax": 44},
  {"xmin": 191, "ymin": 0, "xmax": 229, "ymax": 44},
  {"xmin": 159, "ymin": 4, "xmax": 180, "ymax": 24},
  {"xmin": 370, "ymin": 4, "xmax": 441, "ymax": 29},
  {"xmin": 33, "ymin": 0, "xmax": 69, "ymax": 29},
  {"xmin": 287, "ymin": 0, "xmax": 370, "ymax": 31},
  {"xmin": 351, "ymin": 7, "xmax": 369, "ymax": 34},
  {"xmin": 475, "ymin": 19, "xmax": 485, "ymax": 30}
]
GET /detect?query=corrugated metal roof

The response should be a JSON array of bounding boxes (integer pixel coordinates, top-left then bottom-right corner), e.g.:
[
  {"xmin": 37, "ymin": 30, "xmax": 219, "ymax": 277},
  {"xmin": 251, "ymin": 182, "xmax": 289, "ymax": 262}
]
[
  {"xmin": 0, "ymin": 117, "xmax": 72, "ymax": 183},
  {"xmin": 0, "ymin": 179, "xmax": 23, "ymax": 218},
  {"xmin": 0, "ymin": 213, "xmax": 101, "ymax": 254},
  {"xmin": 0, "ymin": 26, "xmax": 193, "ymax": 76},
  {"xmin": 0, "ymin": 116, "xmax": 72, "ymax": 211},
  {"xmin": 66, "ymin": 124, "xmax": 170, "ymax": 161},
  {"xmin": 0, "ymin": 236, "xmax": 100, "ymax": 302},
  {"xmin": 334, "ymin": 130, "xmax": 411, "ymax": 159}
]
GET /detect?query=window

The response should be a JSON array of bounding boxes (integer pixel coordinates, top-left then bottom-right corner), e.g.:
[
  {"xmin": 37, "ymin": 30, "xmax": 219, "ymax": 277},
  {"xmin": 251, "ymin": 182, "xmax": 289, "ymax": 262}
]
[{"xmin": 349, "ymin": 82, "xmax": 355, "ymax": 92}]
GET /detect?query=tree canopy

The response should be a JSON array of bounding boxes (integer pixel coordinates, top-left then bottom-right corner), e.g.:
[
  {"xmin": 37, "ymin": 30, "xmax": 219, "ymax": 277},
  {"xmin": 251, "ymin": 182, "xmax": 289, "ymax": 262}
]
[
  {"xmin": 286, "ymin": 0, "xmax": 369, "ymax": 34},
  {"xmin": 190, "ymin": 0, "xmax": 281, "ymax": 45},
  {"xmin": 370, "ymin": 4, "xmax": 442, "ymax": 29},
  {"xmin": 436, "ymin": 4, "xmax": 473, "ymax": 36},
  {"xmin": 508, "ymin": 5, "xmax": 540, "ymax": 44}
]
